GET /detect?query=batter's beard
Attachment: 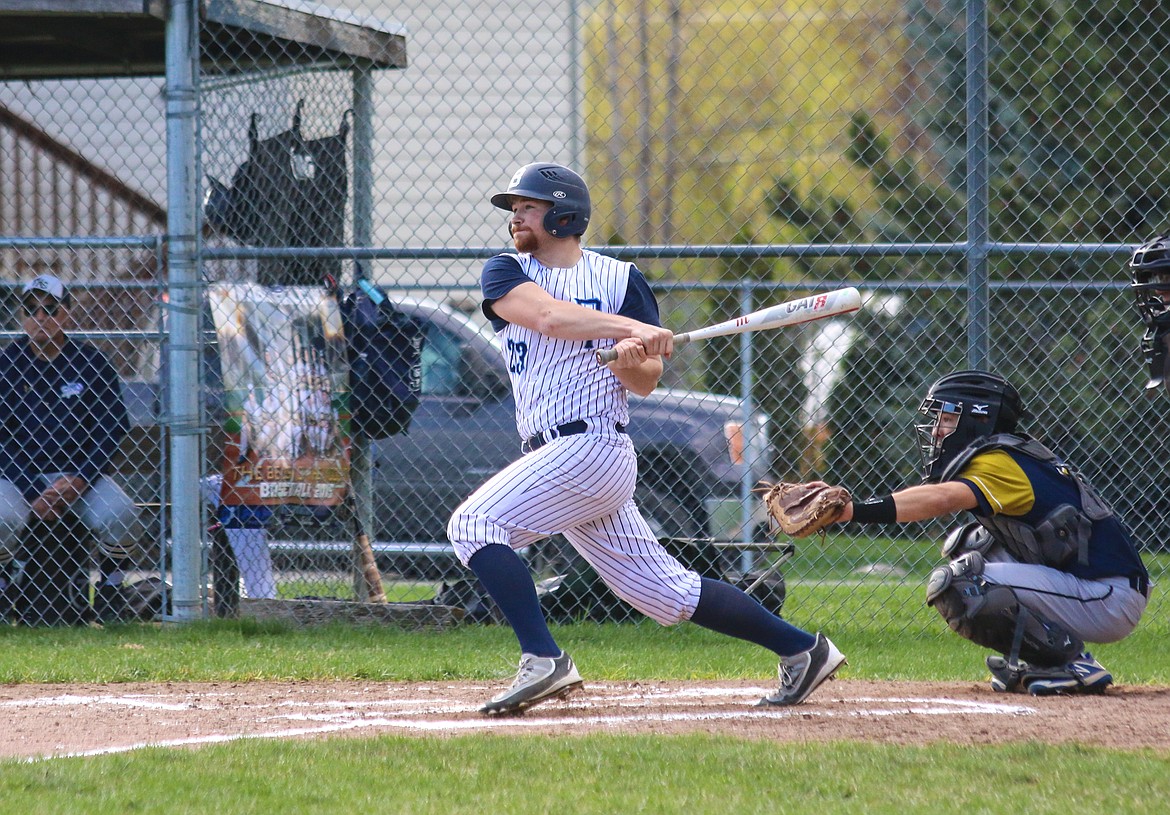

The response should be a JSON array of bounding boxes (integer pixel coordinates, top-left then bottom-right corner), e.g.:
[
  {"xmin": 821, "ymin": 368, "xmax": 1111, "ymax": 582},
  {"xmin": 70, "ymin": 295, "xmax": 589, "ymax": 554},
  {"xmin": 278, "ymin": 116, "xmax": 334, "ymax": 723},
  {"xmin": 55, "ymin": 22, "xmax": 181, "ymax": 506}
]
[{"xmin": 512, "ymin": 229, "xmax": 539, "ymax": 253}]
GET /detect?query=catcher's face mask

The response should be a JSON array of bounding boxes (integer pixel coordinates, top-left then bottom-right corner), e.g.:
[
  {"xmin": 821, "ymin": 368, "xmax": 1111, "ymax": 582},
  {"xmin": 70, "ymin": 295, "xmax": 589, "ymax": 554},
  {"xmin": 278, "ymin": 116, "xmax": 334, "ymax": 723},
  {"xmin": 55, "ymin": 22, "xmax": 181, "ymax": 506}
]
[
  {"xmin": 915, "ymin": 398, "xmax": 967, "ymax": 482},
  {"xmin": 1129, "ymin": 236, "xmax": 1170, "ymax": 396},
  {"xmin": 1130, "ymin": 235, "xmax": 1170, "ymax": 323}
]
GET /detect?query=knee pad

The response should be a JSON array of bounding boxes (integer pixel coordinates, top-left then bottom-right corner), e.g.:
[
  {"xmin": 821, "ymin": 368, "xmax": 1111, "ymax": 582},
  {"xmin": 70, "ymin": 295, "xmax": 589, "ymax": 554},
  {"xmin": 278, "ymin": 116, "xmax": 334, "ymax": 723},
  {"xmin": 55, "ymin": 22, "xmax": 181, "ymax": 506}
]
[
  {"xmin": 926, "ymin": 552, "xmax": 1082, "ymax": 666},
  {"xmin": 926, "ymin": 551, "xmax": 986, "ymax": 605},
  {"xmin": 940, "ymin": 522, "xmax": 995, "ymax": 560}
]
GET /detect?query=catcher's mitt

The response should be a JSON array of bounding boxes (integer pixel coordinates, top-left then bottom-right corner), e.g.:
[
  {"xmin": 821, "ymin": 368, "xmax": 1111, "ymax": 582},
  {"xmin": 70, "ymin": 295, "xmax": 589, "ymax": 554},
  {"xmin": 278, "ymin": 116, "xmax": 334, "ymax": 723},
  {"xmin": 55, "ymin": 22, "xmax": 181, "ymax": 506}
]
[{"xmin": 757, "ymin": 481, "xmax": 851, "ymax": 538}]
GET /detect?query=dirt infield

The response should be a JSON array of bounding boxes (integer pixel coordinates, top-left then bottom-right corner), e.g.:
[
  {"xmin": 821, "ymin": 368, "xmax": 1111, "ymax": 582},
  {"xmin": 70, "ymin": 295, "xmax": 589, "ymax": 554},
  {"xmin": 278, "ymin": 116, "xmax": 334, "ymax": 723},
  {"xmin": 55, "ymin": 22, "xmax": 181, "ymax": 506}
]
[{"xmin": 3, "ymin": 678, "xmax": 1169, "ymax": 760}]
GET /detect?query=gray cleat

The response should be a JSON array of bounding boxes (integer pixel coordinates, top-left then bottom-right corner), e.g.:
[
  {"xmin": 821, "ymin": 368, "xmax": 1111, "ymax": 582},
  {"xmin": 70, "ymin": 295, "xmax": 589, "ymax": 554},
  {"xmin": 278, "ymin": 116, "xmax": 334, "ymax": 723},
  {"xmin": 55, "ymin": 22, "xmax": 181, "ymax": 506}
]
[
  {"xmin": 758, "ymin": 633, "xmax": 846, "ymax": 707},
  {"xmin": 480, "ymin": 651, "xmax": 584, "ymax": 716}
]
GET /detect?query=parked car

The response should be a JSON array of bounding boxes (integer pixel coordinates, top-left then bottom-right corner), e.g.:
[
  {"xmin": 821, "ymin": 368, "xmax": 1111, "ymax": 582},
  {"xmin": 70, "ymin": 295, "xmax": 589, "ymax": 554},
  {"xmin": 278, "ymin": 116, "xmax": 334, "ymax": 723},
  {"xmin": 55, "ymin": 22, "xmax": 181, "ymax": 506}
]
[{"xmin": 116, "ymin": 296, "xmax": 771, "ymax": 573}]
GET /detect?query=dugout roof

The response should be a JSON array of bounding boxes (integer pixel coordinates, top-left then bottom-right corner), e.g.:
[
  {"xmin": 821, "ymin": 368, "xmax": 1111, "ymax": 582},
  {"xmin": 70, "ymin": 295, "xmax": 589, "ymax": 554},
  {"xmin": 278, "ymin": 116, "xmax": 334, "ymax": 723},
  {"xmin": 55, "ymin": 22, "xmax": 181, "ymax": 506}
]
[{"xmin": 0, "ymin": 0, "xmax": 407, "ymax": 80}]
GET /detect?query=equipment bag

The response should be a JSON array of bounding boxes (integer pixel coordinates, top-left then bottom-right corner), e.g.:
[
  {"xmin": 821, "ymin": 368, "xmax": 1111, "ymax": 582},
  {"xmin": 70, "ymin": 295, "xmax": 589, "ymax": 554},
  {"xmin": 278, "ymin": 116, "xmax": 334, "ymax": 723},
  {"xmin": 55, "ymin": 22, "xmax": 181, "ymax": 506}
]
[
  {"xmin": 339, "ymin": 280, "xmax": 425, "ymax": 440},
  {"xmin": 204, "ymin": 100, "xmax": 350, "ymax": 286}
]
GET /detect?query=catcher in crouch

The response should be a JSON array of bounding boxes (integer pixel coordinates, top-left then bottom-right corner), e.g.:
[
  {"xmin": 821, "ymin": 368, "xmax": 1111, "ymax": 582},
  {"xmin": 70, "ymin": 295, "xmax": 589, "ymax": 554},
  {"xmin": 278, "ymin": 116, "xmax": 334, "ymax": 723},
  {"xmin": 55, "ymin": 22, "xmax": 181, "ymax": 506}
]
[{"xmin": 778, "ymin": 370, "xmax": 1149, "ymax": 696}]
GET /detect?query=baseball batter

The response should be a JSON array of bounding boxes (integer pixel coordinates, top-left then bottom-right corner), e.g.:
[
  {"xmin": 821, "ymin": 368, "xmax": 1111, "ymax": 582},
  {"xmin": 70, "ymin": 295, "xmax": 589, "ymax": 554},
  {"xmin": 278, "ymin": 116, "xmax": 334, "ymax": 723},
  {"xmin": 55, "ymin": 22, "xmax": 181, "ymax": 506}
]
[
  {"xmin": 817, "ymin": 370, "xmax": 1149, "ymax": 695},
  {"xmin": 447, "ymin": 162, "xmax": 845, "ymax": 715}
]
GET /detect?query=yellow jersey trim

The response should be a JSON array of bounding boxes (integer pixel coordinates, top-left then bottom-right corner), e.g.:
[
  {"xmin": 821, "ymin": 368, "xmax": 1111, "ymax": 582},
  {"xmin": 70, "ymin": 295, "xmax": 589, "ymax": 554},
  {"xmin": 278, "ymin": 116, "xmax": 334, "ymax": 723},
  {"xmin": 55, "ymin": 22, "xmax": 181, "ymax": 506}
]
[{"xmin": 957, "ymin": 450, "xmax": 1035, "ymax": 516}]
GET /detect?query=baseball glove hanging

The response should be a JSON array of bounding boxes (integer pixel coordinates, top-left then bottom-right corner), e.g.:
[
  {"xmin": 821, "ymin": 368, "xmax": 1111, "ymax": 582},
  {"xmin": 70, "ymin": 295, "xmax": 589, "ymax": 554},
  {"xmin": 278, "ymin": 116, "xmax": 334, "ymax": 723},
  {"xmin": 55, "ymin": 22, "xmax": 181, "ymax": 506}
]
[{"xmin": 757, "ymin": 481, "xmax": 851, "ymax": 538}]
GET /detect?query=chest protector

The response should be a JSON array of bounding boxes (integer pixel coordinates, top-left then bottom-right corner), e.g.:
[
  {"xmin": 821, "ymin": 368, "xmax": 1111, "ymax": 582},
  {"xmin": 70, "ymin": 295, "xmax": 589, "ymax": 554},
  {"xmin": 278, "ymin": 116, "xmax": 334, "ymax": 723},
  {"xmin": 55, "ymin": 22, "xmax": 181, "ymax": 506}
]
[{"xmin": 938, "ymin": 434, "xmax": 1113, "ymax": 569}]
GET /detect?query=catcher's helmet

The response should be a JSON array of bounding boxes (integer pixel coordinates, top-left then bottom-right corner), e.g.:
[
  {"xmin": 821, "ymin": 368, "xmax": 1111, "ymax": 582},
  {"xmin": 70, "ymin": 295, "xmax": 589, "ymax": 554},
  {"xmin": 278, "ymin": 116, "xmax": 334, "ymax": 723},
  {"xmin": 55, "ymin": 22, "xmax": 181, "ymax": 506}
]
[
  {"xmin": 1128, "ymin": 234, "xmax": 1170, "ymax": 395},
  {"xmin": 1129, "ymin": 234, "xmax": 1170, "ymax": 323},
  {"xmin": 490, "ymin": 162, "xmax": 591, "ymax": 237},
  {"xmin": 915, "ymin": 370, "xmax": 1028, "ymax": 482}
]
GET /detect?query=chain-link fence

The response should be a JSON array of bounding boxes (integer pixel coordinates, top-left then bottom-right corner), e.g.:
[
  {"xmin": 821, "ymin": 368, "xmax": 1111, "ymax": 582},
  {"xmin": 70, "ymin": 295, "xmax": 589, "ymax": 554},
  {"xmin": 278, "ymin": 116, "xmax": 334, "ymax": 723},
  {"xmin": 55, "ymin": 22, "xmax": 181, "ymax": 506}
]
[{"xmin": 0, "ymin": 1, "xmax": 1164, "ymax": 634}]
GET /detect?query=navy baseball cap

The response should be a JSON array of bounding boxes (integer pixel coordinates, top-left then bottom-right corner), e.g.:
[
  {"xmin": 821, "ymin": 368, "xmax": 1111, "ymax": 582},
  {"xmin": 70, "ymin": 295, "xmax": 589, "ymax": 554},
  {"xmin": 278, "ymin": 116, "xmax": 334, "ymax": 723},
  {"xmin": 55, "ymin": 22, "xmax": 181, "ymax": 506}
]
[{"xmin": 22, "ymin": 274, "xmax": 67, "ymax": 302}]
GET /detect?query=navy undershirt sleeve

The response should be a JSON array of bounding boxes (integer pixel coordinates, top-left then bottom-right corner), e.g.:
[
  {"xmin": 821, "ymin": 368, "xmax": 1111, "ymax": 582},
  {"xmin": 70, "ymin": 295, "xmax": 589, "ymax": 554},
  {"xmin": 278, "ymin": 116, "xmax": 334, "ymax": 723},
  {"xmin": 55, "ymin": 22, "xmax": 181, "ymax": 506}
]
[
  {"xmin": 480, "ymin": 257, "xmax": 661, "ymax": 331},
  {"xmin": 957, "ymin": 477, "xmax": 993, "ymax": 515},
  {"xmin": 617, "ymin": 266, "xmax": 661, "ymax": 326},
  {"xmin": 481, "ymin": 255, "xmax": 529, "ymax": 331}
]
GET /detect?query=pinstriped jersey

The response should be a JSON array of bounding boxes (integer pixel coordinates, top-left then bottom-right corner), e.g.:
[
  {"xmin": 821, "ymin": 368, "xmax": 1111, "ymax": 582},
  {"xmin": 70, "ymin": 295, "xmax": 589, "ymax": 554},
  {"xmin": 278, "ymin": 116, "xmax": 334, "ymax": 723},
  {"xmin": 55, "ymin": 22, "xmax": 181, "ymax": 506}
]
[{"xmin": 481, "ymin": 249, "xmax": 661, "ymax": 439}]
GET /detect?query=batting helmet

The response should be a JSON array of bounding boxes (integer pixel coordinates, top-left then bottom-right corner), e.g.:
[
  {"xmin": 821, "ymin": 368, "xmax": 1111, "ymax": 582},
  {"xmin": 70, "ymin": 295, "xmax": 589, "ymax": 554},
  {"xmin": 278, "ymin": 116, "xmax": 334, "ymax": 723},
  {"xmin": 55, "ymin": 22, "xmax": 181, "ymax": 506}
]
[
  {"xmin": 490, "ymin": 163, "xmax": 591, "ymax": 237},
  {"xmin": 915, "ymin": 370, "xmax": 1028, "ymax": 482}
]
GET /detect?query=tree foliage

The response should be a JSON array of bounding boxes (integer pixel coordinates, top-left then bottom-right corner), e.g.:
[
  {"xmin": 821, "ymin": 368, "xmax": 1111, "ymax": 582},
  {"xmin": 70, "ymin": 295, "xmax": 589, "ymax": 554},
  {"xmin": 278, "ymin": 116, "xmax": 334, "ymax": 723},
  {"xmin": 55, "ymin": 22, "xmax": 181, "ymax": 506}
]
[
  {"xmin": 804, "ymin": 1, "xmax": 1170, "ymax": 542},
  {"xmin": 905, "ymin": 0, "xmax": 1170, "ymax": 243}
]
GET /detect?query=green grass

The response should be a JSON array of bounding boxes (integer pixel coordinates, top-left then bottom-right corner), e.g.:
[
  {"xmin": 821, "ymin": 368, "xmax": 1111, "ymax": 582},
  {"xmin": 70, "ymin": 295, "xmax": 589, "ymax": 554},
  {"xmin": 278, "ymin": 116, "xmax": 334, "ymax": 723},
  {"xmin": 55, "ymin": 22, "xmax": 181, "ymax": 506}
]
[
  {"xmin": 0, "ymin": 575, "xmax": 1165, "ymax": 813},
  {"xmin": 0, "ymin": 584, "xmax": 1164, "ymax": 684},
  {"xmin": 2, "ymin": 736, "xmax": 1168, "ymax": 814}
]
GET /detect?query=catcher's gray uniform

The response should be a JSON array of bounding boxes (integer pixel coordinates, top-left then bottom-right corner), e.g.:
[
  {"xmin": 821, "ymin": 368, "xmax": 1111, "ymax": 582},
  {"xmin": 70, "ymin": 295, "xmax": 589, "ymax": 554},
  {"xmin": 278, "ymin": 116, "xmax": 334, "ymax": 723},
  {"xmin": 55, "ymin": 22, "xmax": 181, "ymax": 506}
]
[{"xmin": 940, "ymin": 440, "xmax": 1148, "ymax": 643}]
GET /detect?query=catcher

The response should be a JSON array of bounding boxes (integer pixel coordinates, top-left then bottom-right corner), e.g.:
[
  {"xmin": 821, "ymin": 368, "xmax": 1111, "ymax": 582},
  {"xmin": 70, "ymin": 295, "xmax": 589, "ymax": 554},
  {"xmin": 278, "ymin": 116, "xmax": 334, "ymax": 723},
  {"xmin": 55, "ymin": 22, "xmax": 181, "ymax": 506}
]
[{"xmin": 763, "ymin": 370, "xmax": 1149, "ymax": 696}]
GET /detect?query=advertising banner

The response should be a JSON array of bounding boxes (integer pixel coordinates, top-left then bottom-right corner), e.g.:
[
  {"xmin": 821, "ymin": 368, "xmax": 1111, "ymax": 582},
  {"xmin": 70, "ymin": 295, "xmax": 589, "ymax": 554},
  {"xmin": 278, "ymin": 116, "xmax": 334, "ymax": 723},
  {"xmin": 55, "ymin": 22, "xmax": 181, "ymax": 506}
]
[{"xmin": 208, "ymin": 284, "xmax": 350, "ymax": 507}]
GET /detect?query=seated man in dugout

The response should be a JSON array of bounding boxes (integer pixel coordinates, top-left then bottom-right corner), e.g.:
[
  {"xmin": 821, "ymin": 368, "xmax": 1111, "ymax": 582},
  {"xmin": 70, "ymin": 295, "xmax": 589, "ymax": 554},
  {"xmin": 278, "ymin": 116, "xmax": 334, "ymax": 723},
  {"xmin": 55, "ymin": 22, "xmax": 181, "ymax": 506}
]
[{"xmin": 0, "ymin": 274, "xmax": 142, "ymax": 626}]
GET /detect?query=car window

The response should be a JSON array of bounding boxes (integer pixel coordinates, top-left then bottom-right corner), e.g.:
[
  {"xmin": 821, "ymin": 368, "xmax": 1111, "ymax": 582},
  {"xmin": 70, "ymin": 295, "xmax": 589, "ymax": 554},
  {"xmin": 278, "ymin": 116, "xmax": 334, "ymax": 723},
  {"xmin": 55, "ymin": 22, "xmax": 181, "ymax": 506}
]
[{"xmin": 421, "ymin": 322, "xmax": 464, "ymax": 396}]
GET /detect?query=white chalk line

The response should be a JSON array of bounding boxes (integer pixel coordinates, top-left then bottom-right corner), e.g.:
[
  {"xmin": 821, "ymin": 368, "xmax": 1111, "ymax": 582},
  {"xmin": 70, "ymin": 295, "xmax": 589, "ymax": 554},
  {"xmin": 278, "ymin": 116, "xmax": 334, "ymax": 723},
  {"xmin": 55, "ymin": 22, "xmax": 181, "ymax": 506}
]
[
  {"xmin": 1, "ymin": 693, "xmax": 194, "ymax": 711},
  {"xmin": 11, "ymin": 688, "xmax": 1035, "ymax": 762}
]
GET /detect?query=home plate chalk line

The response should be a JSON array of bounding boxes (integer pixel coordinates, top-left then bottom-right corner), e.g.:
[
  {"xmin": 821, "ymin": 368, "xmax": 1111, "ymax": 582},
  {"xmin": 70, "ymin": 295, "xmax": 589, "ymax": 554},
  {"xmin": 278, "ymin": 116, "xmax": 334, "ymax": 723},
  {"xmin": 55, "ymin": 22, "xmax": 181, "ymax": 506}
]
[{"xmin": 11, "ymin": 685, "xmax": 1035, "ymax": 761}]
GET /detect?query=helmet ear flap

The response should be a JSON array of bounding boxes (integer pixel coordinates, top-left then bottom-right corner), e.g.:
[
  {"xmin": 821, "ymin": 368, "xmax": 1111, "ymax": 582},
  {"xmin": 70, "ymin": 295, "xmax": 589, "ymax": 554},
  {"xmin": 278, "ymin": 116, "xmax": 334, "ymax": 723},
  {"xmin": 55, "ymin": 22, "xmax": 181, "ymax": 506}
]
[{"xmin": 544, "ymin": 210, "xmax": 582, "ymax": 238}]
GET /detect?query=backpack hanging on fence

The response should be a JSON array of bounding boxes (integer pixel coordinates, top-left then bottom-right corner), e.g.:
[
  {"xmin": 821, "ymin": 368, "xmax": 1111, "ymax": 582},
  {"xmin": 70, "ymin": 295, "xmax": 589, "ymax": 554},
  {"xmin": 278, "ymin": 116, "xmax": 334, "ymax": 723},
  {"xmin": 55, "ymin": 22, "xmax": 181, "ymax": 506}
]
[{"xmin": 339, "ymin": 278, "xmax": 426, "ymax": 440}]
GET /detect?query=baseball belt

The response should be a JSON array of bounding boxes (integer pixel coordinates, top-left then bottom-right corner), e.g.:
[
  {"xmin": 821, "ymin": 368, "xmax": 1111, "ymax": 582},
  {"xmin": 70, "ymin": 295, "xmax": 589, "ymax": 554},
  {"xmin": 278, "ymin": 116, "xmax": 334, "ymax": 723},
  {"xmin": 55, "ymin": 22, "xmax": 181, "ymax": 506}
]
[{"xmin": 523, "ymin": 420, "xmax": 627, "ymax": 453}]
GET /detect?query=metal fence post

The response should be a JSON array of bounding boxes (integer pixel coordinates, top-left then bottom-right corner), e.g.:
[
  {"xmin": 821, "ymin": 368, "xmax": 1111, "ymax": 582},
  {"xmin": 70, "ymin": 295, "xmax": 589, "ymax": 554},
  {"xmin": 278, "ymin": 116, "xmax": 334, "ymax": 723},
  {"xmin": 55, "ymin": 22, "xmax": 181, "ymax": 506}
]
[
  {"xmin": 350, "ymin": 64, "xmax": 376, "ymax": 598},
  {"xmin": 966, "ymin": 0, "xmax": 991, "ymax": 369},
  {"xmin": 164, "ymin": 0, "xmax": 204, "ymax": 621},
  {"xmin": 738, "ymin": 282, "xmax": 755, "ymax": 565}
]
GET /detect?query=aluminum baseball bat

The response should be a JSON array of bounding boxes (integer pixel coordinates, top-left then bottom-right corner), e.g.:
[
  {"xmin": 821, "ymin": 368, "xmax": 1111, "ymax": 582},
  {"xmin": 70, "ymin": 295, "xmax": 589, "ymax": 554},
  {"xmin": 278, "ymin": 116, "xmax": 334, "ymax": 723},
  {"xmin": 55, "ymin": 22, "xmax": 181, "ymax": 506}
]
[{"xmin": 595, "ymin": 286, "xmax": 862, "ymax": 364}]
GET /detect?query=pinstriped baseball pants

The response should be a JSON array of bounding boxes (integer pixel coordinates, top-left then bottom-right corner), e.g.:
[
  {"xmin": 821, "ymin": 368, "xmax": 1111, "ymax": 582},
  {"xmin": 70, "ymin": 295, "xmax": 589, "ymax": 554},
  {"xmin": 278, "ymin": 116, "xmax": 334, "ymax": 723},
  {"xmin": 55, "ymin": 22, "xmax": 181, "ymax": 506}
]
[{"xmin": 447, "ymin": 430, "xmax": 702, "ymax": 625}]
